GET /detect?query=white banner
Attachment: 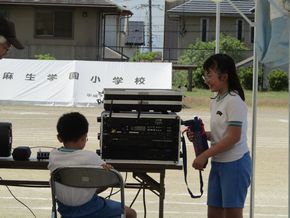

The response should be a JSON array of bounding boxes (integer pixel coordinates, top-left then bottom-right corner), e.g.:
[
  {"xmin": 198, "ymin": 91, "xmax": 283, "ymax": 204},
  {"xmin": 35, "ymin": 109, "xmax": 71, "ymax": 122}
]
[{"xmin": 0, "ymin": 59, "xmax": 172, "ymax": 106}]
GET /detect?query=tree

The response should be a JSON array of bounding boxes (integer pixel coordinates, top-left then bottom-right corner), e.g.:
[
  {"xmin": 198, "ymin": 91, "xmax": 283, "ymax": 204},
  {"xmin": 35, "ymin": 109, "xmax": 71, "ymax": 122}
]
[{"xmin": 176, "ymin": 34, "xmax": 249, "ymax": 88}]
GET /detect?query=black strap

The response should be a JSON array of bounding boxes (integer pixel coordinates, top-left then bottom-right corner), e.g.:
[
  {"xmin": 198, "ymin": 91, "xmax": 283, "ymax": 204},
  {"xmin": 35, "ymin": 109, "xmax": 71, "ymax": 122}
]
[{"xmin": 181, "ymin": 133, "xmax": 204, "ymax": 198}]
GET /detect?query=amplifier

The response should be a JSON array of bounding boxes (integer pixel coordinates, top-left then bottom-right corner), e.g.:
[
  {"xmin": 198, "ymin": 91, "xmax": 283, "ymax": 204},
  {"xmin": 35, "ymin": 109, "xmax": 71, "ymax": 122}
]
[
  {"xmin": 99, "ymin": 111, "xmax": 181, "ymax": 163},
  {"xmin": 103, "ymin": 88, "xmax": 182, "ymax": 112}
]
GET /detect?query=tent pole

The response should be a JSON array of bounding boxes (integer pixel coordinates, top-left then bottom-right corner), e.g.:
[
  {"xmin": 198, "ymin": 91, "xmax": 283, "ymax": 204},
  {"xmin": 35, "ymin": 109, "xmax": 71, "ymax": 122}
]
[
  {"xmin": 250, "ymin": 54, "xmax": 258, "ymax": 218},
  {"xmin": 288, "ymin": 8, "xmax": 290, "ymax": 218},
  {"xmin": 215, "ymin": 1, "xmax": 220, "ymax": 53},
  {"xmin": 250, "ymin": 1, "xmax": 259, "ymax": 218},
  {"xmin": 227, "ymin": 0, "xmax": 253, "ymax": 25}
]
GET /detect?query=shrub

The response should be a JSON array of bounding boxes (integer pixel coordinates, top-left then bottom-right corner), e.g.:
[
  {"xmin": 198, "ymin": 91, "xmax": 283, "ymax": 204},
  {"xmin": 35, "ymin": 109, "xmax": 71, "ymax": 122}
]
[
  {"xmin": 239, "ymin": 67, "xmax": 262, "ymax": 90},
  {"xmin": 268, "ymin": 69, "xmax": 288, "ymax": 91},
  {"xmin": 192, "ymin": 68, "xmax": 208, "ymax": 89},
  {"xmin": 172, "ymin": 70, "xmax": 187, "ymax": 88},
  {"xmin": 172, "ymin": 68, "xmax": 208, "ymax": 89},
  {"xmin": 130, "ymin": 50, "xmax": 159, "ymax": 62},
  {"xmin": 34, "ymin": 53, "xmax": 55, "ymax": 60}
]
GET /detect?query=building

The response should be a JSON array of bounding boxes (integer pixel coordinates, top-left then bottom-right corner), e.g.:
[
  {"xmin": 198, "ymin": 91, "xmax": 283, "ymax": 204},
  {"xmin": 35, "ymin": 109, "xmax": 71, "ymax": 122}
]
[
  {"xmin": 0, "ymin": 0, "xmax": 132, "ymax": 60},
  {"xmin": 164, "ymin": 0, "xmax": 255, "ymax": 62}
]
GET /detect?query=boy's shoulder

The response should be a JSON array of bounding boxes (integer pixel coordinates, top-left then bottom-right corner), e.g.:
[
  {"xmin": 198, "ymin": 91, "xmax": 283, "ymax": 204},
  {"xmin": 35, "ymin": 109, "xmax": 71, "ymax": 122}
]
[
  {"xmin": 49, "ymin": 148, "xmax": 105, "ymax": 169},
  {"xmin": 51, "ymin": 147, "xmax": 97, "ymax": 156}
]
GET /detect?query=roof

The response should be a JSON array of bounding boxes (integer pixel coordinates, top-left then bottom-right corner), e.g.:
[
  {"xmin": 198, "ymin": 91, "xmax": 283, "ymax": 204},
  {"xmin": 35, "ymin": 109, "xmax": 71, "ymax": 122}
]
[
  {"xmin": 168, "ymin": 0, "xmax": 255, "ymax": 16},
  {"xmin": 0, "ymin": 0, "xmax": 132, "ymax": 15}
]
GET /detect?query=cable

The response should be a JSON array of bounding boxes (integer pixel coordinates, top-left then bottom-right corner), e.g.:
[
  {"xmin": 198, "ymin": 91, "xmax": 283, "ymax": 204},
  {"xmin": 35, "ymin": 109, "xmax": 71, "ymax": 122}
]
[
  {"xmin": 124, "ymin": 172, "xmax": 128, "ymax": 182},
  {"xmin": 105, "ymin": 187, "xmax": 121, "ymax": 199},
  {"xmin": 142, "ymin": 184, "xmax": 147, "ymax": 218},
  {"xmin": 128, "ymin": 181, "xmax": 147, "ymax": 217},
  {"xmin": 129, "ymin": 188, "xmax": 141, "ymax": 208},
  {"xmin": 0, "ymin": 177, "xmax": 36, "ymax": 218},
  {"xmin": 105, "ymin": 172, "xmax": 127, "ymax": 199}
]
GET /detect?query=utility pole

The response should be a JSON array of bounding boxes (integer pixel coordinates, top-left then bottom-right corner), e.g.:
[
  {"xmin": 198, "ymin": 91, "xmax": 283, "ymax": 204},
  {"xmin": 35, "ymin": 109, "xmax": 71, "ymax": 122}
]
[{"xmin": 148, "ymin": 0, "xmax": 152, "ymax": 52}]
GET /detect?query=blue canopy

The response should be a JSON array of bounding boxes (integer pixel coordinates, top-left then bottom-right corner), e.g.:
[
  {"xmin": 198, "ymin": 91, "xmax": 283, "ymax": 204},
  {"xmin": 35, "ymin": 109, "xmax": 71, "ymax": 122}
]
[{"xmin": 256, "ymin": 0, "xmax": 289, "ymax": 70}]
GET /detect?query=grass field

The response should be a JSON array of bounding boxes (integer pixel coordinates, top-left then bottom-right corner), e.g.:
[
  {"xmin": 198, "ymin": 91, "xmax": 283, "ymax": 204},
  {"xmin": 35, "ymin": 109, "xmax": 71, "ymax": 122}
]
[{"xmin": 181, "ymin": 88, "xmax": 288, "ymax": 108}]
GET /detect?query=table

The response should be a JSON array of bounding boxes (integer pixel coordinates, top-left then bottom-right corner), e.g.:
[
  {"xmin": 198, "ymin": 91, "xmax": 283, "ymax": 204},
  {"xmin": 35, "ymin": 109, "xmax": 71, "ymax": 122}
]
[{"xmin": 0, "ymin": 157, "xmax": 182, "ymax": 218}]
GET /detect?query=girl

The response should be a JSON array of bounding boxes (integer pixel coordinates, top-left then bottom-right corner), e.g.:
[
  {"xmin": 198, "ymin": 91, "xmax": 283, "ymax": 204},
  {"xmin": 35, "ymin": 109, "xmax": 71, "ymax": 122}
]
[{"xmin": 187, "ymin": 54, "xmax": 252, "ymax": 218}]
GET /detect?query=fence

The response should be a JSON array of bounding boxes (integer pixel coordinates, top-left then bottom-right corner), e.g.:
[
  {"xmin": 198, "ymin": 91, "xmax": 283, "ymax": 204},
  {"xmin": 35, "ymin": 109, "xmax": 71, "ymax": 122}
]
[{"xmin": 6, "ymin": 44, "xmax": 253, "ymax": 63}]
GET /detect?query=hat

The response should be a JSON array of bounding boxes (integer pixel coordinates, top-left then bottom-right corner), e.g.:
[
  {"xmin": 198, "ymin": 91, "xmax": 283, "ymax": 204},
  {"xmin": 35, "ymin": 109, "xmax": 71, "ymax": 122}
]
[{"xmin": 0, "ymin": 16, "xmax": 24, "ymax": 49}]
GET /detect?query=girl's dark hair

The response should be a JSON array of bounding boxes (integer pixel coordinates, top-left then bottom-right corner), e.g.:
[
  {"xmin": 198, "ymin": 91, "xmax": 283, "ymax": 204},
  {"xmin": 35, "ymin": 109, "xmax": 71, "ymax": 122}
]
[
  {"xmin": 203, "ymin": 53, "xmax": 245, "ymax": 101},
  {"xmin": 57, "ymin": 112, "xmax": 89, "ymax": 143}
]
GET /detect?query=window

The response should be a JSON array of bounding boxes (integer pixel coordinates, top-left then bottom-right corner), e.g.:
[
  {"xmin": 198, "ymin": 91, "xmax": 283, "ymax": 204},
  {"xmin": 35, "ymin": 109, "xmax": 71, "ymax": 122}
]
[
  {"xmin": 35, "ymin": 9, "xmax": 73, "ymax": 38},
  {"xmin": 237, "ymin": 19, "xmax": 243, "ymax": 41},
  {"xmin": 200, "ymin": 18, "xmax": 208, "ymax": 42}
]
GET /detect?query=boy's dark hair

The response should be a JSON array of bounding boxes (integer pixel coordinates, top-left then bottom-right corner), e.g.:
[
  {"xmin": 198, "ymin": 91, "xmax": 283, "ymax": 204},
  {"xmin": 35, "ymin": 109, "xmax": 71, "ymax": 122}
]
[
  {"xmin": 203, "ymin": 53, "xmax": 245, "ymax": 101},
  {"xmin": 57, "ymin": 112, "xmax": 89, "ymax": 143}
]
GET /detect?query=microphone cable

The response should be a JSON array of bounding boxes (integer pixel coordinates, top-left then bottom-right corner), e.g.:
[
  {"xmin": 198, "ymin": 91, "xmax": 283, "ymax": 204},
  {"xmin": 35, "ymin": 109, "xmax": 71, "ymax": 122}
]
[{"xmin": 0, "ymin": 177, "xmax": 36, "ymax": 218}]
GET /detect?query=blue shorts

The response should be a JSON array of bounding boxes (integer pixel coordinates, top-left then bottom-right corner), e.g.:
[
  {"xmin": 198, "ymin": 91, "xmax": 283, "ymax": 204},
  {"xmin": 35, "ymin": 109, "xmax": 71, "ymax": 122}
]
[
  {"xmin": 57, "ymin": 195, "xmax": 122, "ymax": 218},
  {"xmin": 207, "ymin": 152, "xmax": 252, "ymax": 208}
]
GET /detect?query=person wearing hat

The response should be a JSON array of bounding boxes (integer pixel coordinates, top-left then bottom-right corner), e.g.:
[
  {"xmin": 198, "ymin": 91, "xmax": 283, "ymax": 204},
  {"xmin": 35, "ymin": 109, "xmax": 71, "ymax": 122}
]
[{"xmin": 0, "ymin": 16, "xmax": 24, "ymax": 59}]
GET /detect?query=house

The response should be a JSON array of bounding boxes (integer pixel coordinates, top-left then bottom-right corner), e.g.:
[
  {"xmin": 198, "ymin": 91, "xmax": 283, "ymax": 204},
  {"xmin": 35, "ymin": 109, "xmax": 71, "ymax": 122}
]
[
  {"xmin": 113, "ymin": 0, "xmax": 166, "ymax": 53},
  {"xmin": 0, "ymin": 0, "xmax": 132, "ymax": 60},
  {"xmin": 164, "ymin": 0, "xmax": 255, "ymax": 62}
]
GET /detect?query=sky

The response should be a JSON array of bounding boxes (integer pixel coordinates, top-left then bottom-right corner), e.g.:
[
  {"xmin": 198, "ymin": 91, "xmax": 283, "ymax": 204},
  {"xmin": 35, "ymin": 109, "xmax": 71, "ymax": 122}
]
[{"xmin": 112, "ymin": 0, "xmax": 165, "ymax": 50}]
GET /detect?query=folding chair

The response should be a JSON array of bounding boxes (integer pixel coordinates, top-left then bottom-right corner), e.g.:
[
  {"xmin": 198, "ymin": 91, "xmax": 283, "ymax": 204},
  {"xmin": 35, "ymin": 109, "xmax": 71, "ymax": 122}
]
[{"xmin": 50, "ymin": 166, "xmax": 125, "ymax": 218}]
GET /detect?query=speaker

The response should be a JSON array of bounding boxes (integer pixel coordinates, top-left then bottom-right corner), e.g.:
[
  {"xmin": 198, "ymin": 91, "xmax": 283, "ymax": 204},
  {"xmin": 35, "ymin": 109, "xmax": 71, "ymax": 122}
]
[
  {"xmin": 12, "ymin": 146, "xmax": 31, "ymax": 161},
  {"xmin": 0, "ymin": 122, "xmax": 12, "ymax": 157}
]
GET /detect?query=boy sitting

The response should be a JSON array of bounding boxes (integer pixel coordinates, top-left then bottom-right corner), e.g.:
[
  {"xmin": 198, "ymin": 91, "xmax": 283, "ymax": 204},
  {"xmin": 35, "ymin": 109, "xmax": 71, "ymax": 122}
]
[{"xmin": 48, "ymin": 112, "xmax": 137, "ymax": 218}]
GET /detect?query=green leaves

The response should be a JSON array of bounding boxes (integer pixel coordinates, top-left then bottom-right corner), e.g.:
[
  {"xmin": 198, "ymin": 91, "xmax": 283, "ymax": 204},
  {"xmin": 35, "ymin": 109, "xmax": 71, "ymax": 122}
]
[
  {"xmin": 34, "ymin": 53, "xmax": 56, "ymax": 60},
  {"xmin": 177, "ymin": 34, "xmax": 249, "ymax": 89},
  {"xmin": 130, "ymin": 50, "xmax": 159, "ymax": 62},
  {"xmin": 268, "ymin": 69, "xmax": 288, "ymax": 91}
]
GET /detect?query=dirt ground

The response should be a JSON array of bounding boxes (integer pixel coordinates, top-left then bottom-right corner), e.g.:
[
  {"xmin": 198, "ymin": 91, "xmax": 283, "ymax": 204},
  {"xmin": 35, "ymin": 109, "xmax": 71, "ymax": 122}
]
[{"xmin": 0, "ymin": 104, "xmax": 287, "ymax": 218}]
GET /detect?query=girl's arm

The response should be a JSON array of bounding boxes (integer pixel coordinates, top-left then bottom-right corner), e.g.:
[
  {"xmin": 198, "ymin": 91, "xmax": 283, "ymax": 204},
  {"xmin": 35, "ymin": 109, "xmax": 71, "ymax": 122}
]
[{"xmin": 204, "ymin": 126, "xmax": 241, "ymax": 158}]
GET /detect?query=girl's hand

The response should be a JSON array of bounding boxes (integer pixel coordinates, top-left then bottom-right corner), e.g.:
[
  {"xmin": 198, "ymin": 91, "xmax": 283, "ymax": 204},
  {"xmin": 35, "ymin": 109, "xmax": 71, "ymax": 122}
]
[
  {"xmin": 101, "ymin": 163, "xmax": 113, "ymax": 170},
  {"xmin": 186, "ymin": 129, "xmax": 211, "ymax": 142},
  {"xmin": 192, "ymin": 155, "xmax": 208, "ymax": 170}
]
